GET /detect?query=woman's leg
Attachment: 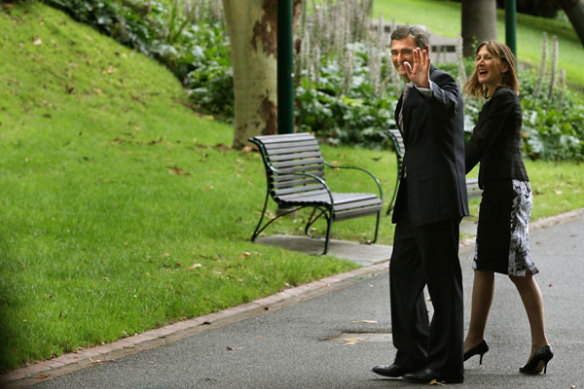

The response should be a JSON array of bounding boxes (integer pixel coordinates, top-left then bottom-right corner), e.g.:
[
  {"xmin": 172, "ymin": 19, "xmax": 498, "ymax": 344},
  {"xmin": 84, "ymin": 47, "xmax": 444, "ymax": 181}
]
[
  {"xmin": 464, "ymin": 270, "xmax": 495, "ymax": 352},
  {"xmin": 509, "ymin": 273, "xmax": 550, "ymax": 360}
]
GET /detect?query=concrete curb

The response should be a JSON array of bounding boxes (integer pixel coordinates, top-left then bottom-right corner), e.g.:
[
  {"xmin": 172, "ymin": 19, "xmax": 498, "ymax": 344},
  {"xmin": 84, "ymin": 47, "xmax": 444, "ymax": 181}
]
[
  {"xmin": 2, "ymin": 208, "xmax": 583, "ymax": 388},
  {"xmin": 0, "ymin": 264, "xmax": 389, "ymax": 388}
]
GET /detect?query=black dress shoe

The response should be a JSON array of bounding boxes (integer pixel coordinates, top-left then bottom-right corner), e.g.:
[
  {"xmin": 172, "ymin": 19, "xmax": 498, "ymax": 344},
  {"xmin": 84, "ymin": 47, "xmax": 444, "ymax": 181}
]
[
  {"xmin": 403, "ymin": 368, "xmax": 464, "ymax": 384},
  {"xmin": 371, "ymin": 363, "xmax": 410, "ymax": 377}
]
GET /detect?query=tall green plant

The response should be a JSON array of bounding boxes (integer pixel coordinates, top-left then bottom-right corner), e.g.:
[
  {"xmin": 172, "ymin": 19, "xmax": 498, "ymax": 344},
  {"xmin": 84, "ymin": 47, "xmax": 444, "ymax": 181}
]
[{"xmin": 39, "ymin": 0, "xmax": 584, "ymax": 160}]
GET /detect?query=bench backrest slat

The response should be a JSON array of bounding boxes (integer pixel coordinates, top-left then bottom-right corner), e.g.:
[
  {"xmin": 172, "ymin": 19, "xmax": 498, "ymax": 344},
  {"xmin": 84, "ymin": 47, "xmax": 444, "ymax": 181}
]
[
  {"xmin": 386, "ymin": 129, "xmax": 405, "ymax": 157},
  {"xmin": 249, "ymin": 133, "xmax": 327, "ymax": 201}
]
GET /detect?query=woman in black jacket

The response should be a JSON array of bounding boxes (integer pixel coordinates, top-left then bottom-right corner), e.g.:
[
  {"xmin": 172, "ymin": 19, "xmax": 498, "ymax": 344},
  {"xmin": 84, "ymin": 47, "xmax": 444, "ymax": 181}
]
[{"xmin": 462, "ymin": 41, "xmax": 553, "ymax": 375}]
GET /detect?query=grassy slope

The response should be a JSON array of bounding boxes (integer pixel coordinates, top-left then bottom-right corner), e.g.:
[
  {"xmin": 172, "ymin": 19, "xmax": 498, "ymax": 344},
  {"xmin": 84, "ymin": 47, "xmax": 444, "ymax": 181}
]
[
  {"xmin": 373, "ymin": 0, "xmax": 584, "ymax": 87},
  {"xmin": 0, "ymin": 2, "xmax": 368, "ymax": 370}
]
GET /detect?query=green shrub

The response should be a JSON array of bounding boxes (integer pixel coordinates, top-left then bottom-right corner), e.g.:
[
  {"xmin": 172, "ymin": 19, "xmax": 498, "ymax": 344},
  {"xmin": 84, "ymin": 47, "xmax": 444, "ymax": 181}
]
[{"xmin": 41, "ymin": 0, "xmax": 583, "ymax": 160}]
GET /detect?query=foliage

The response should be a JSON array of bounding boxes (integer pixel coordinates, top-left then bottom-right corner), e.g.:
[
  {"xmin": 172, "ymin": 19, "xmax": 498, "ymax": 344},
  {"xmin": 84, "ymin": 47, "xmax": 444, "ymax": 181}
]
[
  {"xmin": 295, "ymin": 43, "xmax": 398, "ymax": 148},
  {"xmin": 520, "ymin": 70, "xmax": 584, "ymax": 160},
  {"xmin": 41, "ymin": 0, "xmax": 232, "ymax": 116},
  {"xmin": 36, "ymin": 0, "xmax": 583, "ymax": 159}
]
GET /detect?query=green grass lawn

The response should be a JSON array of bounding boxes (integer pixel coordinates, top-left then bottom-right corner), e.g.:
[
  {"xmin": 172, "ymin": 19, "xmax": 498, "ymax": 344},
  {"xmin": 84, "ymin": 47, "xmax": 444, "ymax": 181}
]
[
  {"xmin": 373, "ymin": 0, "xmax": 584, "ymax": 87},
  {"xmin": 0, "ymin": 1, "xmax": 583, "ymax": 372}
]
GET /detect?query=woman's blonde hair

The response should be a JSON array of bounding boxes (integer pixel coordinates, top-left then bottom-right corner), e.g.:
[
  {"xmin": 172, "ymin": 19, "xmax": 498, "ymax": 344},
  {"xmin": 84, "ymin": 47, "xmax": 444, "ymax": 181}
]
[{"xmin": 464, "ymin": 40, "xmax": 519, "ymax": 99}]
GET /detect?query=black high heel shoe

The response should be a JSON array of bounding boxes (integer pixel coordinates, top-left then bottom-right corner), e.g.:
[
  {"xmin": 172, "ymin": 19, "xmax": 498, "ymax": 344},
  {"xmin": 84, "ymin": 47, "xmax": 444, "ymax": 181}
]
[
  {"xmin": 464, "ymin": 340, "xmax": 489, "ymax": 364},
  {"xmin": 520, "ymin": 345, "xmax": 554, "ymax": 374}
]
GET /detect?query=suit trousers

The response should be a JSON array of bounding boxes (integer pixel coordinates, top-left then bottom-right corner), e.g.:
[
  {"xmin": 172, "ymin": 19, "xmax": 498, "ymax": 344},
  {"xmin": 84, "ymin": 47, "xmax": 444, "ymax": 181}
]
[{"xmin": 389, "ymin": 207, "xmax": 464, "ymax": 375}]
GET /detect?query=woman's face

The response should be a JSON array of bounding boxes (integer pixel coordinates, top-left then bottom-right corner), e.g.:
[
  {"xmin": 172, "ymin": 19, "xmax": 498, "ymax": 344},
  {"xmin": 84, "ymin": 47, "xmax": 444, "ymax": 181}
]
[{"xmin": 475, "ymin": 45, "xmax": 509, "ymax": 92}]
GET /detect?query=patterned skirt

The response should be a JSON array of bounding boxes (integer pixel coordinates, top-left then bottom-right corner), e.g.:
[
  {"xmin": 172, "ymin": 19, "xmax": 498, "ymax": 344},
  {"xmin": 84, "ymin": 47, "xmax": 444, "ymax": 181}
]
[{"xmin": 473, "ymin": 179, "xmax": 539, "ymax": 276}]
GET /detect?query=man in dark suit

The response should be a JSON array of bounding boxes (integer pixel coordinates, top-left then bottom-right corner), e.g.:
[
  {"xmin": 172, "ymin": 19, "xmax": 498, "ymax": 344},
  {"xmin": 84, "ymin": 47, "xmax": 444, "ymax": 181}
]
[{"xmin": 372, "ymin": 25, "xmax": 469, "ymax": 384}]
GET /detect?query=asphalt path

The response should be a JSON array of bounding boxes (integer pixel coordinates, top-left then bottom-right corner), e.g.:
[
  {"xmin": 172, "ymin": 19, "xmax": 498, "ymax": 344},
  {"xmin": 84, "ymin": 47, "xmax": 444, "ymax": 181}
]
[{"xmin": 28, "ymin": 214, "xmax": 584, "ymax": 388}]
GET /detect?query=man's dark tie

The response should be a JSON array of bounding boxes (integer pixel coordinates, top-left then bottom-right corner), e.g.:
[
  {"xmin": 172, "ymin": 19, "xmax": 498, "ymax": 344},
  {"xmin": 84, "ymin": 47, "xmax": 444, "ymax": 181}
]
[{"xmin": 398, "ymin": 84, "xmax": 412, "ymax": 136}]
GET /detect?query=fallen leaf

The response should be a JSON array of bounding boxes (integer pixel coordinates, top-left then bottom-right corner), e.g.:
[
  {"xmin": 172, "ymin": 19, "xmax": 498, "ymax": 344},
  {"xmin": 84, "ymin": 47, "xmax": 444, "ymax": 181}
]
[
  {"xmin": 33, "ymin": 38, "xmax": 42, "ymax": 45},
  {"xmin": 342, "ymin": 337, "xmax": 367, "ymax": 345},
  {"xmin": 168, "ymin": 167, "xmax": 186, "ymax": 175},
  {"xmin": 428, "ymin": 379, "xmax": 446, "ymax": 386},
  {"xmin": 553, "ymin": 189, "xmax": 563, "ymax": 195},
  {"xmin": 226, "ymin": 346, "xmax": 233, "ymax": 351},
  {"xmin": 240, "ymin": 251, "xmax": 251, "ymax": 258},
  {"xmin": 187, "ymin": 263, "xmax": 202, "ymax": 270},
  {"xmin": 160, "ymin": 253, "xmax": 171, "ymax": 258}
]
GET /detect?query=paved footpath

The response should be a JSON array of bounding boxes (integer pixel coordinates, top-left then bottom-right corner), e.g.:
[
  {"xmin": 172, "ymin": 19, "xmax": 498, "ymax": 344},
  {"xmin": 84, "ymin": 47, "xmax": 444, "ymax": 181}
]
[{"xmin": 3, "ymin": 210, "xmax": 583, "ymax": 389}]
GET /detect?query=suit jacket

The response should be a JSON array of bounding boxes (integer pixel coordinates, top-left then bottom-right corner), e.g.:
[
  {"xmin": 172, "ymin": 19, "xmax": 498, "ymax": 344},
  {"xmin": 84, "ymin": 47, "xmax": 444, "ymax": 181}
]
[
  {"xmin": 392, "ymin": 65, "xmax": 469, "ymax": 226},
  {"xmin": 465, "ymin": 87, "xmax": 529, "ymax": 187}
]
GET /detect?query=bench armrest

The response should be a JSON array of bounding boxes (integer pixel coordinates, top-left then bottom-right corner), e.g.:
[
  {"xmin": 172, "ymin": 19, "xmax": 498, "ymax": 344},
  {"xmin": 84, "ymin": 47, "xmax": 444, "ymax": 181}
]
[{"xmin": 323, "ymin": 161, "xmax": 383, "ymax": 201}]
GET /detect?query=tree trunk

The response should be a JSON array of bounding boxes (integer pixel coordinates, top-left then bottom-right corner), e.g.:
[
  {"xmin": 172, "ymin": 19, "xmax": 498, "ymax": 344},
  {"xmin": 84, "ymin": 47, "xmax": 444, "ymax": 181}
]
[
  {"xmin": 554, "ymin": 0, "xmax": 584, "ymax": 47},
  {"xmin": 461, "ymin": 0, "xmax": 498, "ymax": 57},
  {"xmin": 223, "ymin": 0, "xmax": 279, "ymax": 149}
]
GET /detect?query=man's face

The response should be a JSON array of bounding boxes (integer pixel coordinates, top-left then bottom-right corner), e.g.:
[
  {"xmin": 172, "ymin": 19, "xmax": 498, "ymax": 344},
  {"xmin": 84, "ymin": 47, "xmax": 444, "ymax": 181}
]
[{"xmin": 390, "ymin": 36, "xmax": 419, "ymax": 79}]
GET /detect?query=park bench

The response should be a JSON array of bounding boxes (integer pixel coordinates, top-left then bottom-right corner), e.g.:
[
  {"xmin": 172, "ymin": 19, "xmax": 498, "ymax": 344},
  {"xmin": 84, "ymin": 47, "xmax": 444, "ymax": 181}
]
[
  {"xmin": 248, "ymin": 132, "xmax": 383, "ymax": 255},
  {"xmin": 383, "ymin": 129, "xmax": 482, "ymax": 216}
]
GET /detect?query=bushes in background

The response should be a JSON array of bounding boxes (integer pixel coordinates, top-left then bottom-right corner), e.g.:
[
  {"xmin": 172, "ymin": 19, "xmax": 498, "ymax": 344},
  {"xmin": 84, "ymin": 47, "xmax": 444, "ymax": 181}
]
[{"xmin": 35, "ymin": 0, "xmax": 584, "ymax": 160}]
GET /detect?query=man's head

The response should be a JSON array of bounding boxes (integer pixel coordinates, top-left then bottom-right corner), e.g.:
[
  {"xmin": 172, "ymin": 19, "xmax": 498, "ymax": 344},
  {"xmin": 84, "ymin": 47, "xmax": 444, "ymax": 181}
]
[{"xmin": 390, "ymin": 25, "xmax": 430, "ymax": 79}]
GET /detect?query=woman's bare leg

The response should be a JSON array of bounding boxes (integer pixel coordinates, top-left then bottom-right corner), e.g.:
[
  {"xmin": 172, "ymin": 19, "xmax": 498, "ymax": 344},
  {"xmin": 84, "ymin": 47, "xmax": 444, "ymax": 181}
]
[
  {"xmin": 509, "ymin": 273, "xmax": 550, "ymax": 361},
  {"xmin": 464, "ymin": 270, "xmax": 495, "ymax": 352}
]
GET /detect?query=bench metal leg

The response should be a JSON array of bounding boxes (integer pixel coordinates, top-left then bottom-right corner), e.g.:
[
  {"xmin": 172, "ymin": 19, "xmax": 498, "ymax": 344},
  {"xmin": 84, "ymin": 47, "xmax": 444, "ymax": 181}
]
[
  {"xmin": 372, "ymin": 211, "xmax": 380, "ymax": 243},
  {"xmin": 323, "ymin": 213, "xmax": 332, "ymax": 255},
  {"xmin": 304, "ymin": 207, "xmax": 332, "ymax": 255},
  {"xmin": 250, "ymin": 192, "xmax": 271, "ymax": 242},
  {"xmin": 305, "ymin": 208, "xmax": 327, "ymax": 237},
  {"xmin": 251, "ymin": 194, "xmax": 300, "ymax": 241}
]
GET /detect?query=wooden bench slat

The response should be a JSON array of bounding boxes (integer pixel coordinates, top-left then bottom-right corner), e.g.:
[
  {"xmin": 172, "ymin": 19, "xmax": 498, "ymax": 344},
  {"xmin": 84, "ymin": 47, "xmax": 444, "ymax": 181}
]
[
  {"xmin": 262, "ymin": 140, "xmax": 320, "ymax": 151},
  {"xmin": 272, "ymin": 178, "xmax": 323, "ymax": 189},
  {"xmin": 335, "ymin": 207, "xmax": 382, "ymax": 221},
  {"xmin": 254, "ymin": 133, "xmax": 315, "ymax": 143},
  {"xmin": 268, "ymin": 151, "xmax": 323, "ymax": 162},
  {"xmin": 334, "ymin": 197, "xmax": 382, "ymax": 210},
  {"xmin": 272, "ymin": 171, "xmax": 325, "ymax": 182},
  {"xmin": 271, "ymin": 158, "xmax": 325, "ymax": 170},
  {"xmin": 274, "ymin": 184, "xmax": 327, "ymax": 196},
  {"xmin": 271, "ymin": 165, "xmax": 324, "ymax": 175}
]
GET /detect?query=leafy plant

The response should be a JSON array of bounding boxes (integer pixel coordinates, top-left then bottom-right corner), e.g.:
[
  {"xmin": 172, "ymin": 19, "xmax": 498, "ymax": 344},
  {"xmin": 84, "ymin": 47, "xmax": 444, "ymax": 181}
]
[{"xmin": 38, "ymin": 0, "xmax": 583, "ymax": 160}]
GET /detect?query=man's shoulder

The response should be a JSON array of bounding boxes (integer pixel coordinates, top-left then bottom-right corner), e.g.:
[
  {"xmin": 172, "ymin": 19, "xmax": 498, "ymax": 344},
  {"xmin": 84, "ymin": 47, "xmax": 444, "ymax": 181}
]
[{"xmin": 429, "ymin": 66, "xmax": 456, "ymax": 84}]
